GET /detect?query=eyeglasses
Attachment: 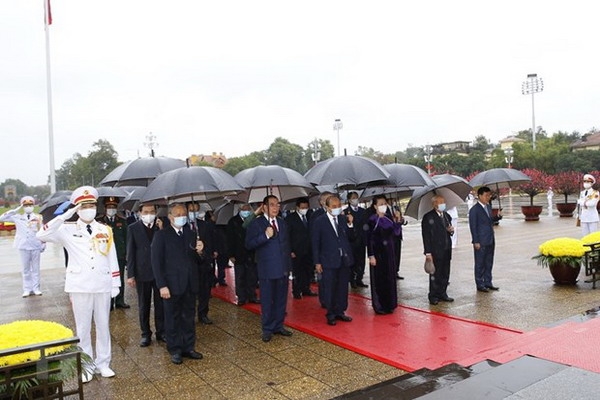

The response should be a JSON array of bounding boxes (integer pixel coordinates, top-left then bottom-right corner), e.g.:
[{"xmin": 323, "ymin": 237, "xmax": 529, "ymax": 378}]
[{"xmin": 584, "ymin": 180, "xmax": 593, "ymax": 183}]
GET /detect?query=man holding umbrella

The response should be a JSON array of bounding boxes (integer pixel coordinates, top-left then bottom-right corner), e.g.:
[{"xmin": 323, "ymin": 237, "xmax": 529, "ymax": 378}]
[{"xmin": 245, "ymin": 195, "xmax": 293, "ymax": 342}]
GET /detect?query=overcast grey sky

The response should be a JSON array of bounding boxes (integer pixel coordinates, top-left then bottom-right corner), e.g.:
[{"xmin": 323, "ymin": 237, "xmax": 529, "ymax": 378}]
[{"xmin": 2, "ymin": 1, "xmax": 599, "ymax": 185}]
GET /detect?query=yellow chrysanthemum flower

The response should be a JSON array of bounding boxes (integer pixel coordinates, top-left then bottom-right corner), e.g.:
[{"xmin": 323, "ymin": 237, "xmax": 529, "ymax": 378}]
[
  {"xmin": 538, "ymin": 237, "xmax": 586, "ymax": 258},
  {"xmin": 0, "ymin": 320, "xmax": 74, "ymax": 366},
  {"xmin": 581, "ymin": 231, "xmax": 600, "ymax": 245}
]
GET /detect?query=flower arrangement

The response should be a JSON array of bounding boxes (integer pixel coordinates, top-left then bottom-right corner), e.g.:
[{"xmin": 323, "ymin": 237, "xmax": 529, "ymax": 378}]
[
  {"xmin": 582, "ymin": 232, "xmax": 600, "ymax": 245},
  {"xmin": 532, "ymin": 237, "xmax": 586, "ymax": 269},
  {"xmin": 0, "ymin": 320, "xmax": 92, "ymax": 399}
]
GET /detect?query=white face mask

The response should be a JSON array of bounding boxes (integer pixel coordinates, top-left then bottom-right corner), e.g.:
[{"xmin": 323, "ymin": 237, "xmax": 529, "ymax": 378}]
[
  {"xmin": 106, "ymin": 208, "xmax": 117, "ymax": 217},
  {"xmin": 23, "ymin": 206, "xmax": 34, "ymax": 214},
  {"xmin": 188, "ymin": 211, "xmax": 198, "ymax": 220},
  {"xmin": 141, "ymin": 214, "xmax": 156, "ymax": 225},
  {"xmin": 377, "ymin": 205, "xmax": 388, "ymax": 214},
  {"xmin": 350, "ymin": 199, "xmax": 359, "ymax": 207},
  {"xmin": 172, "ymin": 216, "xmax": 188, "ymax": 228},
  {"xmin": 78, "ymin": 208, "xmax": 97, "ymax": 222},
  {"xmin": 298, "ymin": 208, "xmax": 308, "ymax": 216},
  {"xmin": 584, "ymin": 182, "xmax": 593, "ymax": 189},
  {"xmin": 330, "ymin": 207, "xmax": 342, "ymax": 216},
  {"xmin": 437, "ymin": 203, "xmax": 447, "ymax": 212}
]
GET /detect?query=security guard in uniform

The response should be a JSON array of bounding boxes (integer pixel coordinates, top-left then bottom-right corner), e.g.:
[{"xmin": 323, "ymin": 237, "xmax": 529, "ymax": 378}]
[
  {"xmin": 98, "ymin": 197, "xmax": 130, "ymax": 309},
  {"xmin": 0, "ymin": 196, "xmax": 46, "ymax": 297},
  {"xmin": 37, "ymin": 186, "xmax": 121, "ymax": 383}
]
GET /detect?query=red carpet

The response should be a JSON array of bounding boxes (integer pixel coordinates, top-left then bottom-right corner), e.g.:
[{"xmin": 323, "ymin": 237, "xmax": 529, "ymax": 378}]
[{"xmin": 212, "ymin": 271, "xmax": 521, "ymax": 372}]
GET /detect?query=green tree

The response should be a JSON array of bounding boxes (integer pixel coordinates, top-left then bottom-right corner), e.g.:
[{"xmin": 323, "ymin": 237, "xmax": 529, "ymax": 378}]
[
  {"xmin": 472, "ymin": 135, "xmax": 491, "ymax": 152},
  {"xmin": 222, "ymin": 151, "xmax": 265, "ymax": 176},
  {"xmin": 56, "ymin": 139, "xmax": 121, "ymax": 189},
  {"xmin": 354, "ymin": 146, "xmax": 394, "ymax": 165},
  {"xmin": 305, "ymin": 139, "xmax": 334, "ymax": 168},
  {"xmin": 264, "ymin": 137, "xmax": 306, "ymax": 173}
]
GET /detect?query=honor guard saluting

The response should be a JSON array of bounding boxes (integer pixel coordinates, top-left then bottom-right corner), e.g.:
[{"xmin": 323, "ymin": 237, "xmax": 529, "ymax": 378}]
[
  {"xmin": 37, "ymin": 186, "xmax": 120, "ymax": 383},
  {"xmin": 98, "ymin": 196, "xmax": 130, "ymax": 309},
  {"xmin": 0, "ymin": 196, "xmax": 46, "ymax": 297}
]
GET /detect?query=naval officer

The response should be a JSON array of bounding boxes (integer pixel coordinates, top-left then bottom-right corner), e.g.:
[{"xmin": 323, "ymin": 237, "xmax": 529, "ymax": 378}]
[{"xmin": 37, "ymin": 186, "xmax": 121, "ymax": 383}]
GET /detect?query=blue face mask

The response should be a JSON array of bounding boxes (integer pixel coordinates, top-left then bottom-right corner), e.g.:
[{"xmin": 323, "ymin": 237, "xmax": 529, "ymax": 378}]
[
  {"xmin": 330, "ymin": 207, "xmax": 342, "ymax": 216},
  {"xmin": 437, "ymin": 203, "xmax": 447, "ymax": 212},
  {"xmin": 188, "ymin": 211, "xmax": 198, "ymax": 220},
  {"xmin": 173, "ymin": 216, "xmax": 188, "ymax": 228},
  {"xmin": 239, "ymin": 210, "xmax": 252, "ymax": 219}
]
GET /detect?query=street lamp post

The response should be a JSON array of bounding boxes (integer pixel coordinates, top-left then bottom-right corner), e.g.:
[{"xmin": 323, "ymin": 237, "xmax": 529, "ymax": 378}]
[
  {"xmin": 333, "ymin": 119, "xmax": 343, "ymax": 156},
  {"xmin": 521, "ymin": 73, "xmax": 544, "ymax": 150},
  {"xmin": 504, "ymin": 148, "xmax": 514, "ymax": 169},
  {"xmin": 423, "ymin": 144, "xmax": 433, "ymax": 175}
]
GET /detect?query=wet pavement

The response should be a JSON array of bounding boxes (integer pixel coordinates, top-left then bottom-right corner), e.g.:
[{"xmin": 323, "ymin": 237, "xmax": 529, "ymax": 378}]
[{"xmin": 1, "ymin": 206, "xmax": 599, "ymax": 399}]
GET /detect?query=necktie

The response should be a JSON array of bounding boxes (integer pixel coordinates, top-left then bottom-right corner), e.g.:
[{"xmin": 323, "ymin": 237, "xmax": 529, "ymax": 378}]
[
  {"xmin": 585, "ymin": 190, "xmax": 588, "ymax": 197},
  {"xmin": 301, "ymin": 214, "xmax": 307, "ymax": 227},
  {"xmin": 271, "ymin": 219, "xmax": 278, "ymax": 233},
  {"xmin": 332, "ymin": 216, "xmax": 339, "ymax": 236},
  {"xmin": 86, "ymin": 225, "xmax": 92, "ymax": 235},
  {"xmin": 27, "ymin": 214, "xmax": 30, "ymax": 220},
  {"xmin": 178, "ymin": 230, "xmax": 183, "ymax": 237},
  {"xmin": 147, "ymin": 223, "xmax": 152, "ymax": 229},
  {"xmin": 484, "ymin": 205, "xmax": 490, "ymax": 218}
]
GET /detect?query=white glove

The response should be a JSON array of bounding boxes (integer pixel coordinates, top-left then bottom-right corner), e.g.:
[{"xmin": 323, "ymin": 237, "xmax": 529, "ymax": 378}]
[
  {"xmin": 62, "ymin": 204, "xmax": 81, "ymax": 220},
  {"xmin": 111, "ymin": 287, "xmax": 120, "ymax": 298}
]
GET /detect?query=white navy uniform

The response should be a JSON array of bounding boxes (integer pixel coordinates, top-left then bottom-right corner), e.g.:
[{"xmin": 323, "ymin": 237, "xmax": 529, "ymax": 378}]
[
  {"xmin": 37, "ymin": 215, "xmax": 120, "ymax": 371},
  {"xmin": 0, "ymin": 209, "xmax": 45, "ymax": 294},
  {"xmin": 578, "ymin": 188, "xmax": 599, "ymax": 235}
]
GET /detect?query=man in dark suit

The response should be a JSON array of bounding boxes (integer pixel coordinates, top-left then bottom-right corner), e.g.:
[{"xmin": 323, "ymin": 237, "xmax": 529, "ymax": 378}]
[
  {"xmin": 245, "ymin": 195, "xmax": 293, "ymax": 343},
  {"xmin": 187, "ymin": 202, "xmax": 216, "ymax": 325},
  {"xmin": 97, "ymin": 197, "xmax": 130, "ymax": 309},
  {"xmin": 226, "ymin": 203, "xmax": 259, "ymax": 306},
  {"xmin": 345, "ymin": 191, "xmax": 368, "ymax": 288},
  {"xmin": 469, "ymin": 186, "xmax": 502, "ymax": 292},
  {"xmin": 310, "ymin": 191, "xmax": 333, "ymax": 306},
  {"xmin": 286, "ymin": 197, "xmax": 317, "ymax": 299},
  {"xmin": 421, "ymin": 195, "xmax": 455, "ymax": 305},
  {"xmin": 152, "ymin": 203, "xmax": 205, "ymax": 365},
  {"xmin": 127, "ymin": 203, "xmax": 165, "ymax": 347},
  {"xmin": 311, "ymin": 194, "xmax": 355, "ymax": 326}
]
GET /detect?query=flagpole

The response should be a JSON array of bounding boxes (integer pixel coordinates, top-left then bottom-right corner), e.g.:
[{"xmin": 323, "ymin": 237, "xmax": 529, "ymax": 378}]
[{"xmin": 44, "ymin": 0, "xmax": 56, "ymax": 194}]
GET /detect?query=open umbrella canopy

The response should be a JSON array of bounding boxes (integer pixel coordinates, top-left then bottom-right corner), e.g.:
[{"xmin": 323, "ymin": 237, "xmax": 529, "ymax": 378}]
[
  {"xmin": 383, "ymin": 163, "xmax": 435, "ymax": 187},
  {"xmin": 39, "ymin": 191, "xmax": 72, "ymax": 222},
  {"xmin": 99, "ymin": 156, "xmax": 186, "ymax": 187},
  {"xmin": 139, "ymin": 166, "xmax": 244, "ymax": 204},
  {"xmin": 232, "ymin": 165, "xmax": 315, "ymax": 203},
  {"xmin": 96, "ymin": 186, "xmax": 128, "ymax": 199},
  {"xmin": 469, "ymin": 168, "xmax": 531, "ymax": 189},
  {"xmin": 118, "ymin": 186, "xmax": 147, "ymax": 211},
  {"xmin": 304, "ymin": 155, "xmax": 390, "ymax": 189},
  {"xmin": 405, "ymin": 174, "xmax": 471, "ymax": 219},
  {"xmin": 359, "ymin": 186, "xmax": 414, "ymax": 202}
]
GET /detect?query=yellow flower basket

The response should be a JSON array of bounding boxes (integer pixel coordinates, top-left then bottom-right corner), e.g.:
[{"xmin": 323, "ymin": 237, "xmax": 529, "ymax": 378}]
[
  {"xmin": 0, "ymin": 320, "xmax": 73, "ymax": 367},
  {"xmin": 533, "ymin": 237, "xmax": 585, "ymax": 268},
  {"xmin": 581, "ymin": 231, "xmax": 600, "ymax": 245}
]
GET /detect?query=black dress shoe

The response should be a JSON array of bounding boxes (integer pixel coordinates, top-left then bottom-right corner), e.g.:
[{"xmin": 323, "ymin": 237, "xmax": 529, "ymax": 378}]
[
  {"xmin": 396, "ymin": 274, "xmax": 404, "ymax": 280},
  {"xmin": 302, "ymin": 291, "xmax": 318, "ymax": 297},
  {"xmin": 156, "ymin": 334, "xmax": 167, "ymax": 343},
  {"xmin": 429, "ymin": 299, "xmax": 439, "ymax": 305},
  {"xmin": 327, "ymin": 319, "xmax": 337, "ymax": 326},
  {"xmin": 440, "ymin": 296, "xmax": 455, "ymax": 302},
  {"xmin": 139, "ymin": 337, "xmax": 151, "ymax": 347},
  {"xmin": 477, "ymin": 287, "xmax": 490, "ymax": 292},
  {"xmin": 237, "ymin": 300, "xmax": 247, "ymax": 306},
  {"xmin": 486, "ymin": 285, "xmax": 500, "ymax": 291},
  {"xmin": 115, "ymin": 303, "xmax": 130, "ymax": 309},
  {"xmin": 262, "ymin": 333, "xmax": 272, "ymax": 342},
  {"xmin": 357, "ymin": 282, "xmax": 369, "ymax": 288},
  {"xmin": 293, "ymin": 293, "xmax": 302, "ymax": 299},
  {"xmin": 275, "ymin": 328, "xmax": 293, "ymax": 337},
  {"xmin": 350, "ymin": 282, "xmax": 358, "ymax": 289},
  {"xmin": 200, "ymin": 316, "xmax": 213, "ymax": 325},
  {"xmin": 335, "ymin": 315, "xmax": 353, "ymax": 322},
  {"xmin": 182, "ymin": 350, "xmax": 203, "ymax": 360},
  {"xmin": 250, "ymin": 299, "xmax": 261, "ymax": 304},
  {"xmin": 170, "ymin": 354, "xmax": 183, "ymax": 365},
  {"xmin": 218, "ymin": 281, "xmax": 228, "ymax": 287}
]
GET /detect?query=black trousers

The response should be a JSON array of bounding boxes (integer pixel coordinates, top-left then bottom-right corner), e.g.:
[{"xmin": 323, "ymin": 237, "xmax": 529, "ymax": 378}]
[
  {"xmin": 351, "ymin": 245, "xmax": 367, "ymax": 284},
  {"xmin": 234, "ymin": 260, "xmax": 258, "ymax": 303},
  {"xmin": 429, "ymin": 250, "xmax": 451, "ymax": 301},
  {"xmin": 137, "ymin": 279, "xmax": 164, "ymax": 339},
  {"xmin": 321, "ymin": 264, "xmax": 350, "ymax": 320},
  {"xmin": 197, "ymin": 268, "xmax": 212, "ymax": 319},
  {"xmin": 163, "ymin": 289, "xmax": 196, "ymax": 355},
  {"xmin": 292, "ymin": 253, "xmax": 312, "ymax": 296}
]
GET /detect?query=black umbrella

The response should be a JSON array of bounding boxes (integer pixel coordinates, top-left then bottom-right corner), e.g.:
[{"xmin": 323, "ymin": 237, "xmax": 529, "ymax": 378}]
[
  {"xmin": 405, "ymin": 174, "xmax": 471, "ymax": 219},
  {"xmin": 39, "ymin": 191, "xmax": 72, "ymax": 222},
  {"xmin": 139, "ymin": 166, "xmax": 244, "ymax": 204},
  {"xmin": 304, "ymin": 155, "xmax": 390, "ymax": 189},
  {"xmin": 232, "ymin": 165, "xmax": 315, "ymax": 203},
  {"xmin": 359, "ymin": 186, "xmax": 414, "ymax": 203},
  {"xmin": 383, "ymin": 163, "xmax": 435, "ymax": 187},
  {"xmin": 469, "ymin": 168, "xmax": 531, "ymax": 208},
  {"xmin": 99, "ymin": 156, "xmax": 186, "ymax": 187},
  {"xmin": 119, "ymin": 186, "xmax": 147, "ymax": 211}
]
